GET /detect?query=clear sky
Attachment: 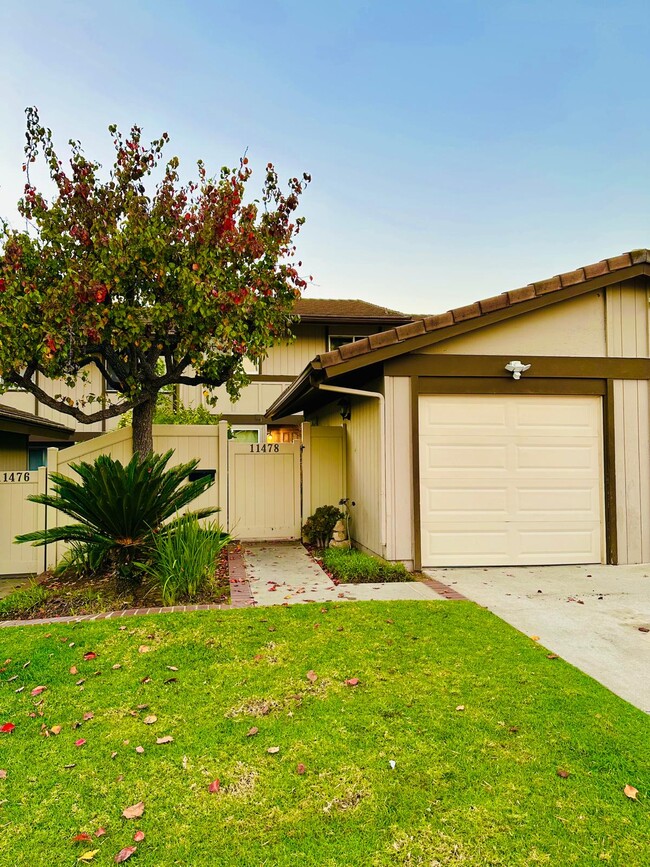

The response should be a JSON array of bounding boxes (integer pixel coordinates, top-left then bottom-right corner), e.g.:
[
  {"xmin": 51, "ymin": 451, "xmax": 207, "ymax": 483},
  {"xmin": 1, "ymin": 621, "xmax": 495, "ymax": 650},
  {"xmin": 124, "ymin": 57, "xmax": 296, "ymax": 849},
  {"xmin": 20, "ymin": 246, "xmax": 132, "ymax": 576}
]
[{"xmin": 1, "ymin": 1, "xmax": 649, "ymax": 316}]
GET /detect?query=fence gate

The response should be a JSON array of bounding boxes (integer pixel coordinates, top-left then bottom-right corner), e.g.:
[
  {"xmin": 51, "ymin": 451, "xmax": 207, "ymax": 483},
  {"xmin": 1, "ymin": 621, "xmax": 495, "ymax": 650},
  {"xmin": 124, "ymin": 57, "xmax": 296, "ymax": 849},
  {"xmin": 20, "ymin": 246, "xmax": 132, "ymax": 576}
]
[
  {"xmin": 227, "ymin": 441, "xmax": 302, "ymax": 540},
  {"xmin": 0, "ymin": 468, "xmax": 47, "ymax": 576}
]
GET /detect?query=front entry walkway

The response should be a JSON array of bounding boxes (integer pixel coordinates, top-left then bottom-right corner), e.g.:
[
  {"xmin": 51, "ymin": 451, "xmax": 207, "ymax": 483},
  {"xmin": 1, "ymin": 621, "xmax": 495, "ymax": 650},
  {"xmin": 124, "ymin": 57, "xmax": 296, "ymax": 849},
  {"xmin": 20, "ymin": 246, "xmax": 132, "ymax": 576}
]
[
  {"xmin": 242, "ymin": 542, "xmax": 445, "ymax": 606},
  {"xmin": 425, "ymin": 564, "xmax": 650, "ymax": 714}
]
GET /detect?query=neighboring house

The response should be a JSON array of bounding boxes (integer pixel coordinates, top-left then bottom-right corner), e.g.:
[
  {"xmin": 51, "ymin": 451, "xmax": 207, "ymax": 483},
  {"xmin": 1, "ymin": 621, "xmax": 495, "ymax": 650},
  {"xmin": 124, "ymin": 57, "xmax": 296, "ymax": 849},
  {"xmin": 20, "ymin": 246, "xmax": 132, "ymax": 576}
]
[
  {"xmin": 1, "ymin": 299, "xmax": 413, "ymax": 452},
  {"xmin": 0, "ymin": 404, "xmax": 73, "ymax": 471},
  {"xmin": 266, "ymin": 249, "xmax": 650, "ymax": 569}
]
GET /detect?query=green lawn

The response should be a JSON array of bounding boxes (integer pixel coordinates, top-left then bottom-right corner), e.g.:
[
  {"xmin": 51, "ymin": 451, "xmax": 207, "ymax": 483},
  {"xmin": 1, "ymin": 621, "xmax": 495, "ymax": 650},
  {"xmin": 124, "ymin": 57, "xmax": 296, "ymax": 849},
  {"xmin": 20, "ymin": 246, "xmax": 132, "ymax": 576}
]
[{"xmin": 0, "ymin": 601, "xmax": 648, "ymax": 866}]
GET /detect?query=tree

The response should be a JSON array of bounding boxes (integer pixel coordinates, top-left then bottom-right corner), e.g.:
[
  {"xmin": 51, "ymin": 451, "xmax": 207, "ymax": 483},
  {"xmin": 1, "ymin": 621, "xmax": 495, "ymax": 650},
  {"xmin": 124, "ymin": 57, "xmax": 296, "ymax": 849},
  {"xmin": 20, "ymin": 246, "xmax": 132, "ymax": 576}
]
[{"xmin": 0, "ymin": 108, "xmax": 310, "ymax": 454}]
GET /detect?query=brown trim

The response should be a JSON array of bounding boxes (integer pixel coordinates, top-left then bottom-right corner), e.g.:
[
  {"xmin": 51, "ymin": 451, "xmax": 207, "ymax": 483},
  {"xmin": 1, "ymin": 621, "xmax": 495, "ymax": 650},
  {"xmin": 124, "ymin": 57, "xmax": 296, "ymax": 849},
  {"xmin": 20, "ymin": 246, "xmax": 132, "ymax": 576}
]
[
  {"xmin": 411, "ymin": 376, "xmax": 422, "ymax": 572},
  {"xmin": 318, "ymin": 265, "xmax": 650, "ymax": 380},
  {"xmin": 387, "ymin": 354, "xmax": 650, "ymax": 380},
  {"xmin": 220, "ymin": 413, "xmax": 303, "ymax": 425},
  {"xmin": 604, "ymin": 380, "xmax": 618, "ymax": 565},
  {"xmin": 416, "ymin": 377, "xmax": 606, "ymax": 395},
  {"xmin": 247, "ymin": 375, "xmax": 295, "ymax": 383}
]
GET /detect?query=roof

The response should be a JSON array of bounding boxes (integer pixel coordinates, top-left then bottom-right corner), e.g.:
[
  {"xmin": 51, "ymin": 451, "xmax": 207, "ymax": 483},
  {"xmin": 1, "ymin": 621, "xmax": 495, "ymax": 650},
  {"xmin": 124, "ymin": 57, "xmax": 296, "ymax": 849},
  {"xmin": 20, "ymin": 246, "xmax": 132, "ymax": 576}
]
[
  {"xmin": 267, "ymin": 249, "xmax": 650, "ymax": 419},
  {"xmin": 292, "ymin": 298, "xmax": 411, "ymax": 324},
  {"xmin": 0, "ymin": 403, "xmax": 74, "ymax": 436}
]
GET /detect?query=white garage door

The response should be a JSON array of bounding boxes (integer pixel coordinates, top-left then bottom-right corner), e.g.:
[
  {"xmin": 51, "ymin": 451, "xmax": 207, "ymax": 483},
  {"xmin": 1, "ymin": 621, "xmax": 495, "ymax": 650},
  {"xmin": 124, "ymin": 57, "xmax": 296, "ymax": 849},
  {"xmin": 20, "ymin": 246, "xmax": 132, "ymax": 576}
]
[{"xmin": 419, "ymin": 394, "xmax": 604, "ymax": 566}]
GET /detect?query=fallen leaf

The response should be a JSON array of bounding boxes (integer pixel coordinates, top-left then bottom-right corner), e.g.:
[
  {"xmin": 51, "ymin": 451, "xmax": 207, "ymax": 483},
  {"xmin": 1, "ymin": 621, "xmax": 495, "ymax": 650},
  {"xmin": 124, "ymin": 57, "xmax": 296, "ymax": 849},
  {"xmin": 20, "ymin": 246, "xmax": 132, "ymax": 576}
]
[
  {"xmin": 267, "ymin": 746, "xmax": 280, "ymax": 754},
  {"xmin": 208, "ymin": 779, "xmax": 220, "ymax": 793},
  {"xmin": 114, "ymin": 847, "xmax": 137, "ymax": 863},
  {"xmin": 0, "ymin": 769, "xmax": 6, "ymax": 779},
  {"xmin": 530, "ymin": 635, "xmax": 540, "ymax": 641},
  {"xmin": 345, "ymin": 678, "xmax": 360, "ymax": 687},
  {"xmin": 75, "ymin": 738, "xmax": 86, "ymax": 747},
  {"xmin": 136, "ymin": 705, "xmax": 148, "ymax": 711},
  {"xmin": 15, "ymin": 687, "xmax": 24, "ymax": 693},
  {"xmin": 140, "ymin": 677, "xmax": 151, "ymax": 684},
  {"xmin": 83, "ymin": 652, "xmax": 97, "ymax": 661},
  {"xmin": 133, "ymin": 830, "xmax": 145, "ymax": 842},
  {"xmin": 166, "ymin": 666, "xmax": 178, "ymax": 671},
  {"xmin": 78, "ymin": 850, "xmax": 99, "ymax": 862},
  {"xmin": 135, "ymin": 746, "xmax": 145, "ymax": 754},
  {"xmin": 306, "ymin": 670, "xmax": 318, "ymax": 683},
  {"xmin": 557, "ymin": 768, "xmax": 570, "ymax": 778},
  {"xmin": 1, "ymin": 723, "xmax": 16, "ymax": 733},
  {"xmin": 95, "ymin": 828, "xmax": 106, "ymax": 837},
  {"xmin": 143, "ymin": 715, "xmax": 157, "ymax": 725},
  {"xmin": 83, "ymin": 712, "xmax": 94, "ymax": 721},
  {"xmin": 50, "ymin": 725, "xmax": 62, "ymax": 735},
  {"xmin": 70, "ymin": 666, "xmax": 78, "ymax": 675},
  {"xmin": 73, "ymin": 833, "xmax": 92, "ymax": 842},
  {"xmin": 7, "ymin": 675, "xmax": 18, "ymax": 682},
  {"xmin": 624, "ymin": 784, "xmax": 639, "ymax": 800},
  {"xmin": 456, "ymin": 705, "xmax": 465, "ymax": 712},
  {"xmin": 76, "ymin": 679, "xmax": 86, "ymax": 686},
  {"xmin": 164, "ymin": 677, "xmax": 177, "ymax": 684},
  {"xmin": 122, "ymin": 801, "xmax": 145, "ymax": 820},
  {"xmin": 64, "ymin": 763, "xmax": 76, "ymax": 769},
  {"xmin": 296, "ymin": 763, "xmax": 306, "ymax": 775},
  {"xmin": 508, "ymin": 726, "xmax": 519, "ymax": 734},
  {"xmin": 156, "ymin": 736, "xmax": 173, "ymax": 744},
  {"xmin": 111, "ymin": 752, "xmax": 118, "ymax": 759},
  {"xmin": 639, "ymin": 627, "xmax": 649, "ymax": 633},
  {"xmin": 31, "ymin": 686, "xmax": 47, "ymax": 697},
  {"xmin": 112, "ymin": 664, "xmax": 122, "ymax": 670},
  {"xmin": 246, "ymin": 727, "xmax": 258, "ymax": 737},
  {"xmin": 546, "ymin": 654, "xmax": 559, "ymax": 660},
  {"xmin": 138, "ymin": 646, "xmax": 150, "ymax": 654}
]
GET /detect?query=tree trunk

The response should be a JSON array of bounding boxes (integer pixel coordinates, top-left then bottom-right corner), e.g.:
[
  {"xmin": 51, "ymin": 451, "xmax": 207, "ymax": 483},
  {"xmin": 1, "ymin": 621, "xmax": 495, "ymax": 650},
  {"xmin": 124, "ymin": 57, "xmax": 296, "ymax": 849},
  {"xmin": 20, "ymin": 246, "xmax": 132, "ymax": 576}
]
[{"xmin": 132, "ymin": 397, "xmax": 155, "ymax": 457}]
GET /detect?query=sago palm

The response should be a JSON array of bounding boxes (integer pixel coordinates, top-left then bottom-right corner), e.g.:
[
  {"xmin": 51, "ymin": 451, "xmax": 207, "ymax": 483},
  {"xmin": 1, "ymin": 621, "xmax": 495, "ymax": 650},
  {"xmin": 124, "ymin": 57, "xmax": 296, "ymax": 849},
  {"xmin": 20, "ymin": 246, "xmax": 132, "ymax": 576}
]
[{"xmin": 16, "ymin": 450, "xmax": 218, "ymax": 580}]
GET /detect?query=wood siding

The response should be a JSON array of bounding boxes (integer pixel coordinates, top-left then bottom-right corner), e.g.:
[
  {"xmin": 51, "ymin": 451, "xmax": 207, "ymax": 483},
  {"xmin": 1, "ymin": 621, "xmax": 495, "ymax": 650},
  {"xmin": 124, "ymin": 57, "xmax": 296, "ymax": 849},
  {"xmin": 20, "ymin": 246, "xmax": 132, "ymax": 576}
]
[
  {"xmin": 384, "ymin": 377, "xmax": 413, "ymax": 564},
  {"xmin": 0, "ymin": 434, "xmax": 27, "ymax": 471}
]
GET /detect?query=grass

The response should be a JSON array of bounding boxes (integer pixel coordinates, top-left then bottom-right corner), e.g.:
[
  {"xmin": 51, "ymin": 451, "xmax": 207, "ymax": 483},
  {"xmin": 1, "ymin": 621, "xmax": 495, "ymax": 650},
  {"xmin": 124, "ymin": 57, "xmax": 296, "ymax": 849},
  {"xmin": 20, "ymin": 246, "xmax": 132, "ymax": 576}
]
[
  {"xmin": 0, "ymin": 581, "xmax": 49, "ymax": 618},
  {"xmin": 0, "ymin": 601, "xmax": 648, "ymax": 866},
  {"xmin": 317, "ymin": 546, "xmax": 413, "ymax": 582}
]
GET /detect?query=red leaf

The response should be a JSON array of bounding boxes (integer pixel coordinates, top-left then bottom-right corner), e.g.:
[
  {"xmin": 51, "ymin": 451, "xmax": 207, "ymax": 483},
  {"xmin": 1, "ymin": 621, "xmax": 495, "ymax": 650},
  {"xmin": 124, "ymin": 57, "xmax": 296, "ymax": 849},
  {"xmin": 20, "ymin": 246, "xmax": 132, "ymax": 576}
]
[
  {"xmin": 75, "ymin": 738, "xmax": 86, "ymax": 747},
  {"xmin": 1, "ymin": 723, "xmax": 16, "ymax": 733},
  {"xmin": 83, "ymin": 652, "xmax": 97, "ymax": 661},
  {"xmin": 133, "ymin": 830, "xmax": 145, "ymax": 842},
  {"xmin": 31, "ymin": 685, "xmax": 47, "ymax": 697},
  {"xmin": 73, "ymin": 833, "xmax": 92, "ymax": 842},
  {"xmin": 208, "ymin": 779, "xmax": 220, "ymax": 793},
  {"xmin": 83, "ymin": 712, "xmax": 94, "ymax": 721},
  {"xmin": 306, "ymin": 670, "xmax": 318, "ymax": 683},
  {"xmin": 114, "ymin": 847, "xmax": 137, "ymax": 863},
  {"xmin": 345, "ymin": 678, "xmax": 360, "ymax": 687},
  {"xmin": 296, "ymin": 763, "xmax": 306, "ymax": 775},
  {"xmin": 95, "ymin": 828, "xmax": 107, "ymax": 837},
  {"xmin": 557, "ymin": 768, "xmax": 570, "ymax": 778}
]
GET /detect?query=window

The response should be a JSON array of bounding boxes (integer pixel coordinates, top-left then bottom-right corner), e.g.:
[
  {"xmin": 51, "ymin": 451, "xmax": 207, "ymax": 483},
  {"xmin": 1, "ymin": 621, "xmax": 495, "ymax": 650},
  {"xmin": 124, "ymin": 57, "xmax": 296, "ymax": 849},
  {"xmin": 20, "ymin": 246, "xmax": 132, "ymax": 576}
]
[
  {"xmin": 28, "ymin": 447, "xmax": 47, "ymax": 470},
  {"xmin": 229, "ymin": 426, "xmax": 264, "ymax": 443},
  {"xmin": 328, "ymin": 335, "xmax": 366, "ymax": 352}
]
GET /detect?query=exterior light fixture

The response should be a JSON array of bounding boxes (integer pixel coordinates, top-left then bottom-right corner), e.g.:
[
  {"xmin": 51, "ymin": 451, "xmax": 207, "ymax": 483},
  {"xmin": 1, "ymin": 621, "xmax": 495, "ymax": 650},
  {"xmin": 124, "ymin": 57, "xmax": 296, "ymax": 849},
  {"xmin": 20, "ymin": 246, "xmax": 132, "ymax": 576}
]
[
  {"xmin": 338, "ymin": 398, "xmax": 352, "ymax": 421},
  {"xmin": 505, "ymin": 360, "xmax": 531, "ymax": 380}
]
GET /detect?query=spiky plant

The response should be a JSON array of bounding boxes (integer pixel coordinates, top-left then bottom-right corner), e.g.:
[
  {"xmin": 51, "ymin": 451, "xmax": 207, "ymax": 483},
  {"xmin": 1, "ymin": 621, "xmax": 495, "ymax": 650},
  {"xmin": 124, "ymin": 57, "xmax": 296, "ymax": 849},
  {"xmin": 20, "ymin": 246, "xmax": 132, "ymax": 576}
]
[{"xmin": 16, "ymin": 450, "xmax": 218, "ymax": 580}]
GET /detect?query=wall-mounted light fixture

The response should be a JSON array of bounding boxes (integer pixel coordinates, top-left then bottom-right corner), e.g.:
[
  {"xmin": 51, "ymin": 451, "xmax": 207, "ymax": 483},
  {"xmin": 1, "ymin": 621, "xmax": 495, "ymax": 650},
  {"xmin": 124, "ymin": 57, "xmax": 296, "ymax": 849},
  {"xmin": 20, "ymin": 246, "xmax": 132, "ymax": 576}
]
[
  {"xmin": 338, "ymin": 398, "xmax": 352, "ymax": 421},
  {"xmin": 505, "ymin": 360, "xmax": 531, "ymax": 380}
]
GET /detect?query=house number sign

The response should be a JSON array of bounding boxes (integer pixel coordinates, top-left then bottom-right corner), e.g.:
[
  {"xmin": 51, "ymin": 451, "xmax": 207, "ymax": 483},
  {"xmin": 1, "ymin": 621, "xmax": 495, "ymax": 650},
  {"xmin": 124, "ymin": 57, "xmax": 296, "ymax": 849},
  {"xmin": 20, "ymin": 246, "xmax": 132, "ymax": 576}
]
[
  {"xmin": 248, "ymin": 444, "xmax": 281, "ymax": 453},
  {"xmin": 1, "ymin": 471, "xmax": 32, "ymax": 482}
]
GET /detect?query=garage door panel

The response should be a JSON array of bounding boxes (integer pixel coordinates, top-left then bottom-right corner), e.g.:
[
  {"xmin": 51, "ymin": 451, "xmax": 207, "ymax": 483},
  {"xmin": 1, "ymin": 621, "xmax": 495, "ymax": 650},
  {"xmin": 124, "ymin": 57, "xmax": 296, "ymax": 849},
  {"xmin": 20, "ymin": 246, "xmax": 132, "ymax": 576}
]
[{"xmin": 419, "ymin": 394, "xmax": 603, "ymax": 566}]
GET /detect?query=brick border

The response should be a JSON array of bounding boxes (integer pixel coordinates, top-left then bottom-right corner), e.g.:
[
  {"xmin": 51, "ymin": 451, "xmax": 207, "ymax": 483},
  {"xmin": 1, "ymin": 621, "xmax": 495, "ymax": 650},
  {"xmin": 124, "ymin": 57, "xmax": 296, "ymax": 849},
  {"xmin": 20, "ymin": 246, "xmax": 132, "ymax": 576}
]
[
  {"xmin": 228, "ymin": 543, "xmax": 256, "ymax": 608},
  {"xmin": 0, "ymin": 543, "xmax": 257, "ymax": 627},
  {"xmin": 418, "ymin": 576, "xmax": 467, "ymax": 601}
]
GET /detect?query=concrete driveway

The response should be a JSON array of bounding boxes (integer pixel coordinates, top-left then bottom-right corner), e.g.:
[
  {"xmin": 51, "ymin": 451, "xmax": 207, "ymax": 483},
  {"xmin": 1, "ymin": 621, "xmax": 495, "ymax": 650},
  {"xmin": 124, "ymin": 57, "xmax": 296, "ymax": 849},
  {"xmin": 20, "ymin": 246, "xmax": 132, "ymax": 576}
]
[{"xmin": 424, "ymin": 564, "xmax": 650, "ymax": 713}]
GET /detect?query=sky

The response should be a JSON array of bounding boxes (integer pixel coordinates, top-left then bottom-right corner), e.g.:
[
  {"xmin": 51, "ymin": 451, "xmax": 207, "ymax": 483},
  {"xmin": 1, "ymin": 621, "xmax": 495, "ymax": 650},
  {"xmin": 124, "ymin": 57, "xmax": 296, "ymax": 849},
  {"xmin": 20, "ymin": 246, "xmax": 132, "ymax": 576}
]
[{"xmin": 1, "ymin": 0, "xmax": 649, "ymax": 316}]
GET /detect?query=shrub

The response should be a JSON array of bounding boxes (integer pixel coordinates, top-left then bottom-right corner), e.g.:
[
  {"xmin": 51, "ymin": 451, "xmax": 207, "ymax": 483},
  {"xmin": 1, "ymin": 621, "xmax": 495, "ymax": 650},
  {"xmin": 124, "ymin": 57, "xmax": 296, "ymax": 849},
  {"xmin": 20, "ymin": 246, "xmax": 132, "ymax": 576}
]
[
  {"xmin": 145, "ymin": 516, "xmax": 230, "ymax": 605},
  {"xmin": 16, "ymin": 450, "xmax": 218, "ymax": 581},
  {"xmin": 318, "ymin": 547, "xmax": 413, "ymax": 583},
  {"xmin": 302, "ymin": 504, "xmax": 344, "ymax": 548}
]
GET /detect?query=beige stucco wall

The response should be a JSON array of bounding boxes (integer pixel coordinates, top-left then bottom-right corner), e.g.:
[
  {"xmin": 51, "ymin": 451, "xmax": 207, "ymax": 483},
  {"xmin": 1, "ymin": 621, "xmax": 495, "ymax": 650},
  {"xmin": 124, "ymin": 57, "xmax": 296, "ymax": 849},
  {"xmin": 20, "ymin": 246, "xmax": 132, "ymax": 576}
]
[{"xmin": 424, "ymin": 292, "xmax": 607, "ymax": 357}]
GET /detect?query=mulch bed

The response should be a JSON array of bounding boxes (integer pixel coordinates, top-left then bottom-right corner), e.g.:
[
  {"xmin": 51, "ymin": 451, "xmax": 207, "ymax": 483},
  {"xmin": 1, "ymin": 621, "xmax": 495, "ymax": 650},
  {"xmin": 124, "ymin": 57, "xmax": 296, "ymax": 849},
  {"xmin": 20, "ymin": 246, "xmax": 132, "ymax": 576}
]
[{"xmin": 0, "ymin": 548, "xmax": 230, "ymax": 622}]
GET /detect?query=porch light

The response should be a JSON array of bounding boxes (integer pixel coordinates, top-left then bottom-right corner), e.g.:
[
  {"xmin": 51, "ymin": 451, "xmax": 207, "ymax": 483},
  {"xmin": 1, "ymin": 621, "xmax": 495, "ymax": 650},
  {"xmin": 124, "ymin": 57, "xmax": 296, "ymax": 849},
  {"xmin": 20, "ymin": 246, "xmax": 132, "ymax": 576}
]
[{"xmin": 505, "ymin": 360, "xmax": 531, "ymax": 380}]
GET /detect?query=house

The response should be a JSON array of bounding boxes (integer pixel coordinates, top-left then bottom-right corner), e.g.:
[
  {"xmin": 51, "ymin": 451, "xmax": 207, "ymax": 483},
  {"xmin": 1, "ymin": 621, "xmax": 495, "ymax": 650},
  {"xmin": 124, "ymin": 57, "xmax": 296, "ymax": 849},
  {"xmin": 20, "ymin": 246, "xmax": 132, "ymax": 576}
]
[
  {"xmin": 266, "ymin": 250, "xmax": 650, "ymax": 568},
  {"xmin": 0, "ymin": 404, "xmax": 73, "ymax": 471},
  {"xmin": 2, "ymin": 299, "xmax": 413, "ymax": 453}
]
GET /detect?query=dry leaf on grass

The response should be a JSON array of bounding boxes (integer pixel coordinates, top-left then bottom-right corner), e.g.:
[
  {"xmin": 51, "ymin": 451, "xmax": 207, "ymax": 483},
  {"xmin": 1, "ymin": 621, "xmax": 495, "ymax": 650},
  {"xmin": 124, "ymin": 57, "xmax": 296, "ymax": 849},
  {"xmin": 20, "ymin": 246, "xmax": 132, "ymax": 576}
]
[
  {"xmin": 296, "ymin": 763, "xmax": 306, "ymax": 775},
  {"xmin": 50, "ymin": 725, "xmax": 62, "ymax": 735},
  {"xmin": 138, "ymin": 646, "xmax": 150, "ymax": 654},
  {"xmin": 133, "ymin": 830, "xmax": 145, "ymax": 842},
  {"xmin": 122, "ymin": 801, "xmax": 145, "ymax": 820},
  {"xmin": 0, "ymin": 769, "xmax": 6, "ymax": 779},
  {"xmin": 114, "ymin": 847, "xmax": 136, "ymax": 863},
  {"xmin": 557, "ymin": 768, "xmax": 570, "ymax": 778},
  {"xmin": 31, "ymin": 686, "xmax": 47, "ymax": 697},
  {"xmin": 246, "ymin": 727, "xmax": 258, "ymax": 737},
  {"xmin": 345, "ymin": 678, "xmax": 360, "ymax": 687},
  {"xmin": 75, "ymin": 739, "xmax": 86, "ymax": 747},
  {"xmin": 456, "ymin": 705, "xmax": 465, "ymax": 712},
  {"xmin": 73, "ymin": 833, "xmax": 92, "ymax": 842},
  {"xmin": 143, "ymin": 715, "xmax": 157, "ymax": 725},
  {"xmin": 208, "ymin": 779, "xmax": 220, "ymax": 793},
  {"xmin": 83, "ymin": 652, "xmax": 97, "ymax": 661},
  {"xmin": 624, "ymin": 784, "xmax": 639, "ymax": 800},
  {"xmin": 78, "ymin": 850, "xmax": 99, "ymax": 862},
  {"xmin": 267, "ymin": 746, "xmax": 280, "ymax": 754},
  {"xmin": 94, "ymin": 828, "xmax": 106, "ymax": 838},
  {"xmin": 306, "ymin": 670, "xmax": 318, "ymax": 683},
  {"xmin": 135, "ymin": 746, "xmax": 145, "ymax": 754},
  {"xmin": 1, "ymin": 723, "xmax": 16, "ymax": 733},
  {"xmin": 156, "ymin": 736, "xmax": 173, "ymax": 744}
]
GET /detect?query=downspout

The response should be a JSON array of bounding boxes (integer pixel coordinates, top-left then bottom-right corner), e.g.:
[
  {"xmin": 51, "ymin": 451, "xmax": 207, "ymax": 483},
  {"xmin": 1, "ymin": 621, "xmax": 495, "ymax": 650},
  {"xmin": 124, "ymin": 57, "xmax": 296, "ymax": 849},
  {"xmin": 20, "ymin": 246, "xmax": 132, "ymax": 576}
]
[{"xmin": 315, "ymin": 383, "xmax": 387, "ymax": 554}]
